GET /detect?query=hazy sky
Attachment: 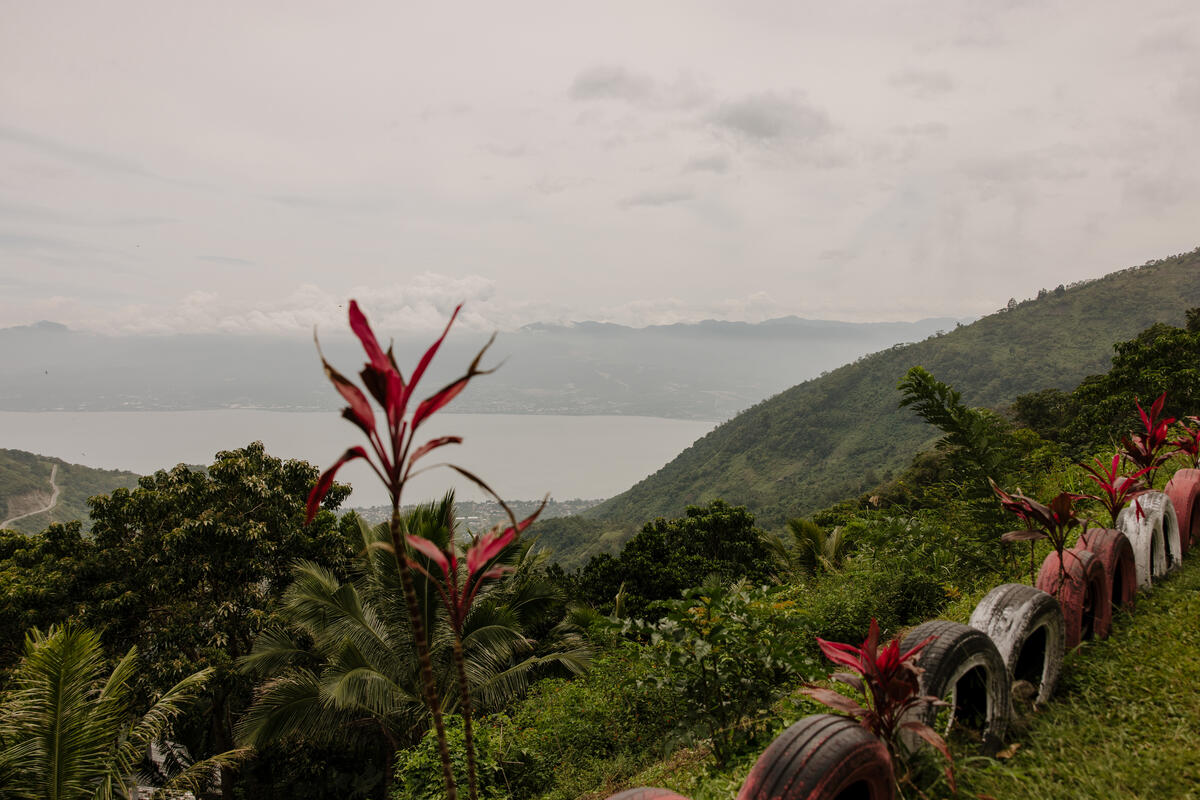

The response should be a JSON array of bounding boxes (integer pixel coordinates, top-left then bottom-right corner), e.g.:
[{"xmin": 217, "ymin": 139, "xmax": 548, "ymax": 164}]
[{"xmin": 3, "ymin": 1, "xmax": 1199, "ymax": 335}]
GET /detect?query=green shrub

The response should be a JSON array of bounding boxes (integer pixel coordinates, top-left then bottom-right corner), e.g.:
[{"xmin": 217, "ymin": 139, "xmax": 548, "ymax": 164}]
[
  {"xmin": 629, "ymin": 579, "xmax": 818, "ymax": 766},
  {"xmin": 485, "ymin": 641, "xmax": 680, "ymax": 799},
  {"xmin": 393, "ymin": 716, "xmax": 502, "ymax": 800}
]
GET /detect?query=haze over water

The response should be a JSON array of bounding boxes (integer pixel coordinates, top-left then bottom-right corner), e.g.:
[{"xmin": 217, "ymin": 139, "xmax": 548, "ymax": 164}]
[{"xmin": 0, "ymin": 411, "xmax": 714, "ymax": 507}]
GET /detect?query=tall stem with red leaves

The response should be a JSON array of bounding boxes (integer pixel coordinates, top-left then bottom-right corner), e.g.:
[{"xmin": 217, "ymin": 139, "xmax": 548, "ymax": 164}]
[{"xmin": 391, "ymin": 509, "xmax": 457, "ymax": 800}]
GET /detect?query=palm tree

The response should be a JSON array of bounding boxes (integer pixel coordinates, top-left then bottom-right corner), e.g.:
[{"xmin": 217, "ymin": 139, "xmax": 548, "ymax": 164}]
[
  {"xmin": 0, "ymin": 625, "xmax": 242, "ymax": 800},
  {"xmin": 236, "ymin": 497, "xmax": 591, "ymax": 783},
  {"xmin": 771, "ymin": 518, "xmax": 854, "ymax": 577}
]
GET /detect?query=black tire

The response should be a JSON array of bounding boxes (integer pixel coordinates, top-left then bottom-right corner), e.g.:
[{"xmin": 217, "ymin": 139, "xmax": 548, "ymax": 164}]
[
  {"xmin": 606, "ymin": 789, "xmax": 690, "ymax": 800},
  {"xmin": 968, "ymin": 583, "xmax": 1065, "ymax": 705},
  {"xmin": 900, "ymin": 620, "xmax": 1011, "ymax": 754},
  {"xmin": 737, "ymin": 714, "xmax": 895, "ymax": 800}
]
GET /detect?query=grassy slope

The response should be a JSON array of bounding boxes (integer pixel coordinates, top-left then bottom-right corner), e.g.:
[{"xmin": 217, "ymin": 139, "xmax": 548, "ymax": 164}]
[
  {"xmin": 0, "ymin": 448, "xmax": 140, "ymax": 533},
  {"xmin": 588, "ymin": 249, "xmax": 1200, "ymax": 534},
  {"xmin": 955, "ymin": 555, "xmax": 1200, "ymax": 800}
]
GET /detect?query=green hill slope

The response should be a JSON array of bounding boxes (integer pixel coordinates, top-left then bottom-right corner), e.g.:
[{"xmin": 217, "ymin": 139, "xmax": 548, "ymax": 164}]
[
  {"xmin": 588, "ymin": 248, "xmax": 1200, "ymax": 532},
  {"xmin": 0, "ymin": 449, "xmax": 140, "ymax": 533}
]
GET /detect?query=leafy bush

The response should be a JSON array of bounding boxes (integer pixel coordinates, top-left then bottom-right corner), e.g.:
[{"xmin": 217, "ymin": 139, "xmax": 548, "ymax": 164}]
[
  {"xmin": 393, "ymin": 716, "xmax": 503, "ymax": 800},
  {"xmin": 629, "ymin": 579, "xmax": 817, "ymax": 766},
  {"xmin": 485, "ymin": 642, "xmax": 681, "ymax": 799},
  {"xmin": 575, "ymin": 500, "xmax": 776, "ymax": 617}
]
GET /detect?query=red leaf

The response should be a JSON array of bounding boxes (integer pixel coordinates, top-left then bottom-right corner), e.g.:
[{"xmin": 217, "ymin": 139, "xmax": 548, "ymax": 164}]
[
  {"xmin": 305, "ymin": 446, "xmax": 367, "ymax": 523},
  {"xmin": 816, "ymin": 638, "xmax": 866, "ymax": 673},
  {"xmin": 407, "ymin": 303, "xmax": 461, "ymax": 401},
  {"xmin": 407, "ymin": 535, "xmax": 450, "ymax": 576},
  {"xmin": 831, "ymin": 672, "xmax": 864, "ymax": 694},
  {"xmin": 320, "ymin": 356, "xmax": 375, "ymax": 434},
  {"xmin": 799, "ymin": 686, "xmax": 868, "ymax": 717},
  {"xmin": 1001, "ymin": 529, "xmax": 1048, "ymax": 543},
  {"xmin": 466, "ymin": 526, "xmax": 517, "ymax": 577},
  {"xmin": 349, "ymin": 300, "xmax": 392, "ymax": 372},
  {"xmin": 897, "ymin": 634, "xmax": 935, "ymax": 665},
  {"xmin": 413, "ymin": 376, "xmax": 471, "ymax": 428},
  {"xmin": 408, "ymin": 436, "xmax": 463, "ymax": 467},
  {"xmin": 900, "ymin": 721, "xmax": 956, "ymax": 792},
  {"xmin": 412, "ymin": 332, "xmax": 497, "ymax": 429}
]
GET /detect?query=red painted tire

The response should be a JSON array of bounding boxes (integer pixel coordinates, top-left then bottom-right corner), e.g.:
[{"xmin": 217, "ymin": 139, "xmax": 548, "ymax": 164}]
[
  {"xmin": 737, "ymin": 714, "xmax": 895, "ymax": 800},
  {"xmin": 1117, "ymin": 490, "xmax": 1182, "ymax": 586},
  {"xmin": 1073, "ymin": 528, "xmax": 1137, "ymax": 611},
  {"xmin": 606, "ymin": 790, "xmax": 690, "ymax": 800},
  {"xmin": 1036, "ymin": 549, "xmax": 1111, "ymax": 649},
  {"xmin": 1165, "ymin": 468, "xmax": 1200, "ymax": 555}
]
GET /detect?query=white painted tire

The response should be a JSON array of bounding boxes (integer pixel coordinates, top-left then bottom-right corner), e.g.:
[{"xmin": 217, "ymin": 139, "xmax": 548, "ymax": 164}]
[
  {"xmin": 969, "ymin": 583, "xmax": 1065, "ymax": 706},
  {"xmin": 1117, "ymin": 491, "xmax": 1182, "ymax": 587}
]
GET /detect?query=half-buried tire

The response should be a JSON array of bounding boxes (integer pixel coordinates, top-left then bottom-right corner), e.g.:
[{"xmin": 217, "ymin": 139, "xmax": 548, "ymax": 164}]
[
  {"xmin": 736, "ymin": 714, "xmax": 895, "ymax": 800},
  {"xmin": 1117, "ymin": 490, "xmax": 1182, "ymax": 586},
  {"xmin": 1165, "ymin": 468, "xmax": 1200, "ymax": 555},
  {"xmin": 606, "ymin": 789, "xmax": 691, "ymax": 800},
  {"xmin": 898, "ymin": 620, "xmax": 1010, "ymax": 755},
  {"xmin": 968, "ymin": 583, "xmax": 1065, "ymax": 706},
  {"xmin": 1073, "ymin": 528, "xmax": 1137, "ymax": 611}
]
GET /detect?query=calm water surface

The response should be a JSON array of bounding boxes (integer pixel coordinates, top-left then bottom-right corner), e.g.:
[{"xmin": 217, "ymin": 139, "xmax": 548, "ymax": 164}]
[{"xmin": 0, "ymin": 411, "xmax": 715, "ymax": 507}]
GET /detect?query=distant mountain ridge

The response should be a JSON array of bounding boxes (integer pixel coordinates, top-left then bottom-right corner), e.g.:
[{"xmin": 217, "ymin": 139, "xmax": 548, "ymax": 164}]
[
  {"xmin": 0, "ymin": 314, "xmax": 965, "ymax": 420},
  {"xmin": 585, "ymin": 248, "xmax": 1200, "ymax": 532}
]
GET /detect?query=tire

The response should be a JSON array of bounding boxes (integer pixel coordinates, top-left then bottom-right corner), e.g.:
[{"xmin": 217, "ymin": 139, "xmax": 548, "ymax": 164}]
[
  {"xmin": 736, "ymin": 714, "xmax": 895, "ymax": 800},
  {"xmin": 968, "ymin": 583, "xmax": 1065, "ymax": 706},
  {"xmin": 1165, "ymin": 468, "xmax": 1200, "ymax": 555},
  {"xmin": 1036, "ymin": 549, "xmax": 1112, "ymax": 649},
  {"xmin": 1117, "ymin": 490, "xmax": 1182, "ymax": 586},
  {"xmin": 1073, "ymin": 528, "xmax": 1137, "ymax": 610},
  {"xmin": 898, "ymin": 620, "xmax": 1010, "ymax": 754},
  {"xmin": 606, "ymin": 790, "xmax": 690, "ymax": 800}
]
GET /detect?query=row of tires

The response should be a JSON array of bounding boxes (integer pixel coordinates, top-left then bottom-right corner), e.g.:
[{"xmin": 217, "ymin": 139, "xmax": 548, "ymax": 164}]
[{"xmin": 608, "ymin": 469, "xmax": 1200, "ymax": 800}]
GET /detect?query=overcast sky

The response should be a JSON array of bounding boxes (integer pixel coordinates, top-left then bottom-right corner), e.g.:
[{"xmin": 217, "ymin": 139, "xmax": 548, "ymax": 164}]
[{"xmin": 2, "ymin": 1, "xmax": 1198, "ymax": 336}]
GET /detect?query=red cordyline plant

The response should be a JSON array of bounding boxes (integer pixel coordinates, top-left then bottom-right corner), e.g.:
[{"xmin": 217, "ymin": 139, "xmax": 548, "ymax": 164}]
[
  {"xmin": 306, "ymin": 300, "xmax": 532, "ymax": 800},
  {"xmin": 1077, "ymin": 452, "xmax": 1151, "ymax": 529},
  {"xmin": 1172, "ymin": 415, "xmax": 1200, "ymax": 469},
  {"xmin": 405, "ymin": 502, "xmax": 542, "ymax": 800},
  {"xmin": 991, "ymin": 479, "xmax": 1086, "ymax": 586},
  {"xmin": 801, "ymin": 619, "xmax": 954, "ymax": 792},
  {"xmin": 1121, "ymin": 392, "xmax": 1177, "ymax": 486}
]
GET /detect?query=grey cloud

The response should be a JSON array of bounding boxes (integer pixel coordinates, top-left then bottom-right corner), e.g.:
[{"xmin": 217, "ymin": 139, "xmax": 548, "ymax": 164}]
[
  {"xmin": 483, "ymin": 142, "xmax": 528, "ymax": 158},
  {"xmin": 198, "ymin": 255, "xmax": 255, "ymax": 266},
  {"xmin": 708, "ymin": 94, "xmax": 831, "ymax": 142},
  {"xmin": 568, "ymin": 66, "xmax": 712, "ymax": 110},
  {"xmin": 570, "ymin": 66, "xmax": 656, "ymax": 103},
  {"xmin": 683, "ymin": 154, "xmax": 731, "ymax": 174},
  {"xmin": 889, "ymin": 70, "xmax": 956, "ymax": 97},
  {"xmin": 620, "ymin": 189, "xmax": 694, "ymax": 209},
  {"xmin": 1135, "ymin": 29, "xmax": 1195, "ymax": 55},
  {"xmin": 892, "ymin": 122, "xmax": 950, "ymax": 138},
  {"xmin": 269, "ymin": 194, "xmax": 395, "ymax": 213},
  {"xmin": 1176, "ymin": 76, "xmax": 1200, "ymax": 116},
  {"xmin": 0, "ymin": 201, "xmax": 174, "ymax": 227}
]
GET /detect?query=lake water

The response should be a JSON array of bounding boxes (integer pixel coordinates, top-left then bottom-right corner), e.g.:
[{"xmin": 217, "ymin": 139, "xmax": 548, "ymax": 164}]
[{"xmin": 0, "ymin": 411, "xmax": 715, "ymax": 507}]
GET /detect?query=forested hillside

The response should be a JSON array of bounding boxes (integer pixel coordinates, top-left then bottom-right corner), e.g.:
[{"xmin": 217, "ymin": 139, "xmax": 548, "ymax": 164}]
[
  {"xmin": 586, "ymin": 249, "xmax": 1200, "ymax": 533},
  {"xmin": 0, "ymin": 449, "xmax": 139, "ymax": 533}
]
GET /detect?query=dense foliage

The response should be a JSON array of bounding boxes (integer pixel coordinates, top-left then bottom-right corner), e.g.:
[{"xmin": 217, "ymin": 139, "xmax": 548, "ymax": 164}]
[{"xmin": 570, "ymin": 500, "xmax": 776, "ymax": 618}]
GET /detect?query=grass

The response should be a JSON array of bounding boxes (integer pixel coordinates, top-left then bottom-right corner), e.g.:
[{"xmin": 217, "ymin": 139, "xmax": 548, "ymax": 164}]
[{"xmin": 954, "ymin": 553, "xmax": 1200, "ymax": 800}]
